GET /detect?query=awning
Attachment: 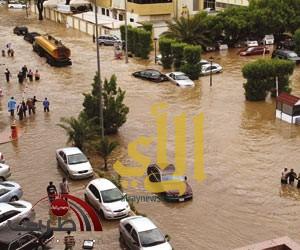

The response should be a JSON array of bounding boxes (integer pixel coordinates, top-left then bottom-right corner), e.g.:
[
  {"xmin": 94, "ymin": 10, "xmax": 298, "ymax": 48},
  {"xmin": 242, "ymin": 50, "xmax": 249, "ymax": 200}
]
[{"xmin": 277, "ymin": 92, "xmax": 300, "ymax": 106}]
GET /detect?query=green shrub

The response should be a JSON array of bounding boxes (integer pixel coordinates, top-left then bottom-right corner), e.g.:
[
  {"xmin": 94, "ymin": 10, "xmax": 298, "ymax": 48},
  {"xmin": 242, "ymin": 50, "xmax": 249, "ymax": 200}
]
[
  {"xmin": 180, "ymin": 63, "xmax": 201, "ymax": 80},
  {"xmin": 128, "ymin": 27, "xmax": 135, "ymax": 53},
  {"xmin": 137, "ymin": 29, "xmax": 152, "ymax": 59},
  {"xmin": 142, "ymin": 22, "xmax": 153, "ymax": 34},
  {"xmin": 171, "ymin": 42, "xmax": 186, "ymax": 70},
  {"xmin": 159, "ymin": 38, "xmax": 174, "ymax": 69},
  {"xmin": 180, "ymin": 45, "xmax": 202, "ymax": 80},
  {"xmin": 293, "ymin": 28, "xmax": 300, "ymax": 55}
]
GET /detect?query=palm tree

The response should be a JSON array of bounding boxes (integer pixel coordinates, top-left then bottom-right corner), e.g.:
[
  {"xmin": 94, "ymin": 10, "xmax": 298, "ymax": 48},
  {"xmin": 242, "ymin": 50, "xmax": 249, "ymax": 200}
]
[
  {"xmin": 97, "ymin": 136, "xmax": 118, "ymax": 171},
  {"xmin": 58, "ymin": 116, "xmax": 94, "ymax": 150},
  {"xmin": 162, "ymin": 12, "xmax": 212, "ymax": 47}
]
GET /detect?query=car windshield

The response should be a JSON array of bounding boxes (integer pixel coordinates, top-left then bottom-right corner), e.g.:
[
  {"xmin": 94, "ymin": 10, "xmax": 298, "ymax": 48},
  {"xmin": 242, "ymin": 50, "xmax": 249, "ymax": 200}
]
[
  {"xmin": 0, "ymin": 183, "xmax": 14, "ymax": 187},
  {"xmin": 7, "ymin": 202, "xmax": 26, "ymax": 208},
  {"xmin": 161, "ymin": 175, "xmax": 185, "ymax": 181},
  {"xmin": 67, "ymin": 153, "xmax": 88, "ymax": 165},
  {"xmin": 100, "ymin": 188, "xmax": 123, "ymax": 203},
  {"xmin": 0, "ymin": 189, "xmax": 9, "ymax": 196},
  {"xmin": 176, "ymin": 75, "xmax": 189, "ymax": 80},
  {"xmin": 139, "ymin": 228, "xmax": 166, "ymax": 247},
  {"xmin": 288, "ymin": 52, "xmax": 298, "ymax": 57}
]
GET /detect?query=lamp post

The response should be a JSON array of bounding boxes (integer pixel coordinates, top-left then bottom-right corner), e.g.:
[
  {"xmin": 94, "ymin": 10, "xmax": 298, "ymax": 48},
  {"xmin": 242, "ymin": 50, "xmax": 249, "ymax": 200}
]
[
  {"xmin": 94, "ymin": 0, "xmax": 104, "ymax": 138},
  {"xmin": 209, "ymin": 56, "xmax": 213, "ymax": 87},
  {"xmin": 154, "ymin": 37, "xmax": 158, "ymax": 64},
  {"xmin": 124, "ymin": 0, "xmax": 128, "ymax": 63}
]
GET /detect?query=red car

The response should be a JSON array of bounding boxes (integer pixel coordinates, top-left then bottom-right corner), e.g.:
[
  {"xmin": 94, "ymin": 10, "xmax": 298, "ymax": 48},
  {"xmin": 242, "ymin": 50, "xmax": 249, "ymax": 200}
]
[{"xmin": 239, "ymin": 46, "xmax": 270, "ymax": 56}]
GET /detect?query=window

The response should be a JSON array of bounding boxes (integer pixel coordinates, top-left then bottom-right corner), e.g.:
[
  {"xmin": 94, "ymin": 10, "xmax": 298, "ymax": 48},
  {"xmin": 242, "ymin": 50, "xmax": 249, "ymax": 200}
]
[
  {"xmin": 204, "ymin": 0, "xmax": 215, "ymax": 9},
  {"xmin": 131, "ymin": 229, "xmax": 139, "ymax": 244},
  {"xmin": 282, "ymin": 103, "xmax": 293, "ymax": 115},
  {"xmin": 130, "ymin": 18, "xmax": 134, "ymax": 22},
  {"xmin": 0, "ymin": 210, "xmax": 20, "ymax": 223},
  {"xmin": 102, "ymin": 8, "xmax": 105, "ymax": 15},
  {"xmin": 124, "ymin": 223, "xmax": 133, "ymax": 233},
  {"xmin": 128, "ymin": 0, "xmax": 172, "ymax": 3},
  {"xmin": 193, "ymin": 0, "xmax": 199, "ymax": 11},
  {"xmin": 0, "ymin": 189, "xmax": 9, "ymax": 197},
  {"xmin": 119, "ymin": 14, "xmax": 123, "ymax": 21},
  {"xmin": 88, "ymin": 185, "xmax": 100, "ymax": 200},
  {"xmin": 106, "ymin": 9, "xmax": 109, "ymax": 16}
]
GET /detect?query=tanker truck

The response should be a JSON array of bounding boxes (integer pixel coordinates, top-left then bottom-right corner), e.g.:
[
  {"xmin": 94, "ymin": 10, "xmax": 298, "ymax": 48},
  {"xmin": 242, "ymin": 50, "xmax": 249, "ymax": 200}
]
[{"xmin": 33, "ymin": 35, "xmax": 72, "ymax": 67}]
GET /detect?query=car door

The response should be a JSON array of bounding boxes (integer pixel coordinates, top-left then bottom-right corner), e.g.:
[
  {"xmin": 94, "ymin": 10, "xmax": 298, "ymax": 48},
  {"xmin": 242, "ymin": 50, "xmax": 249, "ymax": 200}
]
[
  {"xmin": 168, "ymin": 73, "xmax": 175, "ymax": 83},
  {"xmin": 122, "ymin": 223, "xmax": 133, "ymax": 248},
  {"xmin": 129, "ymin": 229, "xmax": 140, "ymax": 250},
  {"xmin": 1, "ymin": 210, "xmax": 21, "ymax": 227},
  {"xmin": 87, "ymin": 184, "xmax": 101, "ymax": 209},
  {"xmin": 211, "ymin": 66, "xmax": 218, "ymax": 73}
]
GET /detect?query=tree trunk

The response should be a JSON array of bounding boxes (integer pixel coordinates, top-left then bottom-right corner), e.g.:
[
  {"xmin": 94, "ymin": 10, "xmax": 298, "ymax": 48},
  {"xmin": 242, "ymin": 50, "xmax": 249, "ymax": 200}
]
[
  {"xmin": 104, "ymin": 158, "xmax": 108, "ymax": 171},
  {"xmin": 37, "ymin": 0, "xmax": 44, "ymax": 20}
]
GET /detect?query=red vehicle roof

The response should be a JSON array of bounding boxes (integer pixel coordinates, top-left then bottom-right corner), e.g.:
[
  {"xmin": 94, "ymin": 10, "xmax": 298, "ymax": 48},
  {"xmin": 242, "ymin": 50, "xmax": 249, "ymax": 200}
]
[{"xmin": 277, "ymin": 92, "xmax": 300, "ymax": 106}]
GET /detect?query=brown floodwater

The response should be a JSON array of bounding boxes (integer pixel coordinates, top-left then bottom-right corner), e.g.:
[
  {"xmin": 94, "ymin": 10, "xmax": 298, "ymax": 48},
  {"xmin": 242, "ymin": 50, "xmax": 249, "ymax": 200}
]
[{"xmin": 1, "ymin": 7, "xmax": 300, "ymax": 250}]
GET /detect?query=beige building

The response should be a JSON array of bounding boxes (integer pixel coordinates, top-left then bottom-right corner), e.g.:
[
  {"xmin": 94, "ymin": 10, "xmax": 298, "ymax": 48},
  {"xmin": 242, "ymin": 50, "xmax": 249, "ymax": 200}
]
[{"xmin": 216, "ymin": 0, "xmax": 249, "ymax": 9}]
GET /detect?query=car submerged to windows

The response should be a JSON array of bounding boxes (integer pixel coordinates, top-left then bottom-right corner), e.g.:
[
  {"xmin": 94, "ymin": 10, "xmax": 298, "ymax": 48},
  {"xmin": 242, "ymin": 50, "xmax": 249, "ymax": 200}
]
[
  {"xmin": 0, "ymin": 163, "xmax": 11, "ymax": 181},
  {"xmin": 272, "ymin": 49, "xmax": 300, "ymax": 64},
  {"xmin": 84, "ymin": 178, "xmax": 130, "ymax": 219},
  {"xmin": 132, "ymin": 69, "xmax": 168, "ymax": 83},
  {"xmin": 119, "ymin": 216, "xmax": 172, "ymax": 250},
  {"xmin": 0, "ymin": 181, "xmax": 23, "ymax": 202},
  {"xmin": 165, "ymin": 72, "xmax": 194, "ymax": 87},
  {"xmin": 201, "ymin": 63, "xmax": 223, "ymax": 76},
  {"xmin": 56, "ymin": 147, "xmax": 93, "ymax": 179},
  {"xmin": 239, "ymin": 46, "xmax": 270, "ymax": 56}
]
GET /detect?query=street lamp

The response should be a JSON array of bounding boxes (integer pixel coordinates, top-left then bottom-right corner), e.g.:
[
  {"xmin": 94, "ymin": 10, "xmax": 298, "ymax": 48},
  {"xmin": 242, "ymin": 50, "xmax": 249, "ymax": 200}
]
[
  {"xmin": 94, "ymin": 0, "xmax": 104, "ymax": 138},
  {"xmin": 124, "ymin": 0, "xmax": 128, "ymax": 63},
  {"xmin": 209, "ymin": 56, "xmax": 213, "ymax": 87},
  {"xmin": 154, "ymin": 37, "xmax": 158, "ymax": 64}
]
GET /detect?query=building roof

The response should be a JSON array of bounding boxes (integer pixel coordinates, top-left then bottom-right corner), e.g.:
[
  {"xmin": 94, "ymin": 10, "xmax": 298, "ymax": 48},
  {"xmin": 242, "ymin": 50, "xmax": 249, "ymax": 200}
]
[{"xmin": 277, "ymin": 92, "xmax": 300, "ymax": 106}]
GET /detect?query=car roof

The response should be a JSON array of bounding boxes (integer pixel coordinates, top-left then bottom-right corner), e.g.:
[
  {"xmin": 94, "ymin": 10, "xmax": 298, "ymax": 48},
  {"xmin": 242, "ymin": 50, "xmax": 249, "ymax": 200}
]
[
  {"xmin": 0, "ymin": 181, "xmax": 19, "ymax": 189},
  {"xmin": 89, "ymin": 178, "xmax": 117, "ymax": 191},
  {"xmin": 0, "ymin": 203, "xmax": 18, "ymax": 213},
  {"xmin": 57, "ymin": 147, "xmax": 82, "ymax": 155},
  {"xmin": 123, "ymin": 216, "xmax": 157, "ymax": 232},
  {"xmin": 171, "ymin": 72, "xmax": 185, "ymax": 76}
]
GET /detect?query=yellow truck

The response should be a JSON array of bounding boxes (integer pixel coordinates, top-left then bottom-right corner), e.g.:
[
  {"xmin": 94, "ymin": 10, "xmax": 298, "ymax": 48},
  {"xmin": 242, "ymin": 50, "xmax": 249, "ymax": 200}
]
[{"xmin": 33, "ymin": 35, "xmax": 72, "ymax": 67}]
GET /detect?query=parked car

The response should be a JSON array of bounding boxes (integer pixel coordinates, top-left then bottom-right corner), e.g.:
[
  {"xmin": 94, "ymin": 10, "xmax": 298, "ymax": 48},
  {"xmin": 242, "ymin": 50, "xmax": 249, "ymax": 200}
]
[
  {"xmin": 0, "ymin": 0, "xmax": 6, "ymax": 6},
  {"xmin": 239, "ymin": 46, "xmax": 270, "ymax": 56},
  {"xmin": 13, "ymin": 26, "xmax": 28, "ymax": 36},
  {"xmin": 98, "ymin": 35, "xmax": 122, "ymax": 46},
  {"xmin": 0, "ymin": 163, "xmax": 11, "ymax": 181},
  {"xmin": 262, "ymin": 34, "xmax": 274, "ymax": 45},
  {"xmin": 119, "ymin": 216, "xmax": 172, "ymax": 250},
  {"xmin": 277, "ymin": 39, "xmax": 295, "ymax": 50},
  {"xmin": 245, "ymin": 40, "xmax": 259, "ymax": 47},
  {"xmin": 132, "ymin": 69, "xmax": 168, "ymax": 83},
  {"xmin": 165, "ymin": 72, "xmax": 194, "ymax": 87},
  {"xmin": 0, "ymin": 181, "xmax": 23, "ymax": 202},
  {"xmin": 56, "ymin": 147, "xmax": 93, "ymax": 179},
  {"xmin": 0, "ymin": 221, "xmax": 54, "ymax": 249},
  {"xmin": 24, "ymin": 32, "xmax": 40, "ymax": 43},
  {"xmin": 8, "ymin": 2, "xmax": 26, "ymax": 9},
  {"xmin": 0, "ymin": 152, "xmax": 5, "ymax": 164},
  {"xmin": 272, "ymin": 49, "xmax": 300, "ymax": 64},
  {"xmin": 84, "ymin": 178, "xmax": 130, "ymax": 219},
  {"xmin": 198, "ymin": 59, "xmax": 209, "ymax": 66},
  {"xmin": 156, "ymin": 54, "xmax": 162, "ymax": 65},
  {"xmin": 147, "ymin": 164, "xmax": 193, "ymax": 202},
  {"xmin": 0, "ymin": 200, "xmax": 33, "ymax": 228},
  {"xmin": 201, "ymin": 63, "xmax": 223, "ymax": 76}
]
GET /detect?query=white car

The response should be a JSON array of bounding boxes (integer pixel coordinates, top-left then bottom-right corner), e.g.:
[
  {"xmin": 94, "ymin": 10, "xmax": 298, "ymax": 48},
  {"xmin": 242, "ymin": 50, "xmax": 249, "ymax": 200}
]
[
  {"xmin": 84, "ymin": 178, "xmax": 130, "ymax": 220},
  {"xmin": 8, "ymin": 2, "xmax": 27, "ymax": 9},
  {"xmin": 245, "ymin": 40, "xmax": 259, "ymax": 47},
  {"xmin": 56, "ymin": 147, "xmax": 93, "ymax": 179},
  {"xmin": 156, "ymin": 54, "xmax": 162, "ymax": 65},
  {"xmin": 0, "ymin": 200, "xmax": 33, "ymax": 228},
  {"xmin": 0, "ymin": 0, "xmax": 6, "ymax": 6},
  {"xmin": 0, "ymin": 152, "xmax": 5, "ymax": 164},
  {"xmin": 165, "ymin": 72, "xmax": 194, "ymax": 87},
  {"xmin": 119, "ymin": 216, "xmax": 172, "ymax": 250},
  {"xmin": 0, "ymin": 181, "xmax": 23, "ymax": 202},
  {"xmin": 0, "ymin": 163, "xmax": 11, "ymax": 181},
  {"xmin": 263, "ymin": 34, "xmax": 274, "ymax": 45},
  {"xmin": 201, "ymin": 63, "xmax": 223, "ymax": 76}
]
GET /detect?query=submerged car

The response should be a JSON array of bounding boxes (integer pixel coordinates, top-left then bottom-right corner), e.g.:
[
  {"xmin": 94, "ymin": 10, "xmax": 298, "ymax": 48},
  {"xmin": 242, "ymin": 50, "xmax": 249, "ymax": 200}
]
[
  {"xmin": 98, "ymin": 35, "xmax": 122, "ymax": 46},
  {"xmin": 8, "ymin": 2, "xmax": 26, "ymax": 9},
  {"xmin": 201, "ymin": 63, "xmax": 223, "ymax": 75},
  {"xmin": 119, "ymin": 216, "xmax": 172, "ymax": 250},
  {"xmin": 245, "ymin": 40, "xmax": 259, "ymax": 47},
  {"xmin": 272, "ymin": 49, "xmax": 300, "ymax": 64},
  {"xmin": 165, "ymin": 72, "xmax": 194, "ymax": 87},
  {"xmin": 85, "ymin": 178, "xmax": 130, "ymax": 219},
  {"xmin": 147, "ymin": 164, "xmax": 193, "ymax": 202},
  {"xmin": 56, "ymin": 147, "xmax": 93, "ymax": 179},
  {"xmin": 0, "ymin": 163, "xmax": 11, "ymax": 181},
  {"xmin": 239, "ymin": 46, "xmax": 270, "ymax": 56},
  {"xmin": 0, "ymin": 200, "xmax": 33, "ymax": 228},
  {"xmin": 132, "ymin": 69, "xmax": 168, "ymax": 83},
  {"xmin": 0, "ymin": 181, "xmax": 23, "ymax": 202},
  {"xmin": 13, "ymin": 26, "xmax": 28, "ymax": 36},
  {"xmin": 0, "ymin": 221, "xmax": 54, "ymax": 249},
  {"xmin": 24, "ymin": 32, "xmax": 40, "ymax": 43},
  {"xmin": 262, "ymin": 34, "xmax": 274, "ymax": 45}
]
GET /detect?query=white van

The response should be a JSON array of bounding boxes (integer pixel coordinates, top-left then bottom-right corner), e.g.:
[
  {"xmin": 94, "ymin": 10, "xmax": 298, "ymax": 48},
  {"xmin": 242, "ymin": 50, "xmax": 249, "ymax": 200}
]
[{"xmin": 263, "ymin": 34, "xmax": 274, "ymax": 45}]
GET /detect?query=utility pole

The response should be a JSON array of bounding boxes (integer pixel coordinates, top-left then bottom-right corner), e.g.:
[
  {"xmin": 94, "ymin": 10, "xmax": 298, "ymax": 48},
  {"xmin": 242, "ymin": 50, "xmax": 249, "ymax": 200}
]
[
  {"xmin": 124, "ymin": 0, "xmax": 128, "ymax": 63},
  {"xmin": 209, "ymin": 56, "xmax": 213, "ymax": 87},
  {"xmin": 94, "ymin": 0, "xmax": 104, "ymax": 138},
  {"xmin": 276, "ymin": 76, "xmax": 279, "ymax": 97}
]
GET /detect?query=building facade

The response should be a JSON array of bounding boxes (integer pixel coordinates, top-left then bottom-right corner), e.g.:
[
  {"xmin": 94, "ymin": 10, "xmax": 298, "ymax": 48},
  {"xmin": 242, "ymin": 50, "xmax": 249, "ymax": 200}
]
[{"xmin": 216, "ymin": 0, "xmax": 248, "ymax": 9}]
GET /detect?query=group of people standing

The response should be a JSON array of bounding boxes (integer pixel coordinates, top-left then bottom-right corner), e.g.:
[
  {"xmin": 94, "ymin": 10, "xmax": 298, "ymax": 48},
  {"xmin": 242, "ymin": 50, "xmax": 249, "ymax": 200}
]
[
  {"xmin": 281, "ymin": 168, "xmax": 300, "ymax": 188},
  {"xmin": 2, "ymin": 43, "xmax": 14, "ymax": 57},
  {"xmin": 7, "ymin": 96, "xmax": 50, "ymax": 120},
  {"xmin": 46, "ymin": 178, "xmax": 70, "ymax": 203},
  {"xmin": 4, "ymin": 66, "xmax": 40, "ymax": 84}
]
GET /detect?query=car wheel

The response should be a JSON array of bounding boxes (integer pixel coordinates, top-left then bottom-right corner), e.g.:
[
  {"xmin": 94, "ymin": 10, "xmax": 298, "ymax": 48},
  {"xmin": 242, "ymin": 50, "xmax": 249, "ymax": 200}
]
[
  {"xmin": 10, "ymin": 196, "xmax": 18, "ymax": 201},
  {"xmin": 99, "ymin": 209, "xmax": 105, "ymax": 219},
  {"xmin": 0, "ymin": 177, "xmax": 5, "ymax": 182},
  {"xmin": 19, "ymin": 218, "xmax": 29, "ymax": 225}
]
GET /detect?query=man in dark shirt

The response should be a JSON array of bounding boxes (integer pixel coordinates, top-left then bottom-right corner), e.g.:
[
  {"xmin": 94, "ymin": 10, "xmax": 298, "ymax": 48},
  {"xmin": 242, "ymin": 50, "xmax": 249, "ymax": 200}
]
[
  {"xmin": 287, "ymin": 169, "xmax": 297, "ymax": 185},
  {"xmin": 47, "ymin": 181, "xmax": 57, "ymax": 202}
]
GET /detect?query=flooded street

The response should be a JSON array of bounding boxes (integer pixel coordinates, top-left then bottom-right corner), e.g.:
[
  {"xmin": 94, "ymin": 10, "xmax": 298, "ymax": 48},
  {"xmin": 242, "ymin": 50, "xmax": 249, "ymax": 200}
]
[{"xmin": 1, "ymin": 7, "xmax": 300, "ymax": 250}]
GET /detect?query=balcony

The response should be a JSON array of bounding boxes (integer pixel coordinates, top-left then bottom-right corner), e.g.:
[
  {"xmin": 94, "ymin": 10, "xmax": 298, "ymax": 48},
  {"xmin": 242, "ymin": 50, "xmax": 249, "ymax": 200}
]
[{"xmin": 127, "ymin": 0, "xmax": 173, "ymax": 15}]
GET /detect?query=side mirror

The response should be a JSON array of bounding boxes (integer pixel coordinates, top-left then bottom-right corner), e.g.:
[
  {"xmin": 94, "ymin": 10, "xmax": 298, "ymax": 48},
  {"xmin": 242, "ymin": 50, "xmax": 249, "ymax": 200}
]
[{"xmin": 165, "ymin": 234, "xmax": 170, "ymax": 241}]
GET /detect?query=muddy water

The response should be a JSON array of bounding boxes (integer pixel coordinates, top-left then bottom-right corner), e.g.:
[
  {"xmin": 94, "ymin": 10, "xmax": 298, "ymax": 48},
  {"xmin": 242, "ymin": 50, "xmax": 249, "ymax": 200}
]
[{"xmin": 1, "ymin": 7, "xmax": 300, "ymax": 250}]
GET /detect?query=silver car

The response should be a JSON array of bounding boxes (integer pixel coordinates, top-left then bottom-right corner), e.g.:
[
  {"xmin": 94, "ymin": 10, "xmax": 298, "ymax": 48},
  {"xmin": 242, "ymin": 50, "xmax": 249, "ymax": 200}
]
[
  {"xmin": 0, "ymin": 163, "xmax": 11, "ymax": 181},
  {"xmin": 56, "ymin": 147, "xmax": 93, "ymax": 179},
  {"xmin": 0, "ymin": 152, "xmax": 5, "ymax": 164},
  {"xmin": 0, "ymin": 181, "xmax": 23, "ymax": 202},
  {"xmin": 98, "ymin": 35, "xmax": 122, "ymax": 46}
]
